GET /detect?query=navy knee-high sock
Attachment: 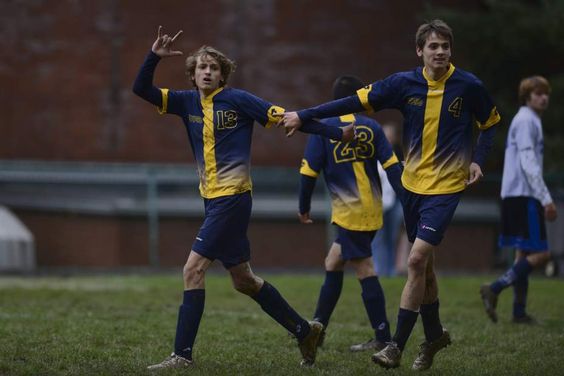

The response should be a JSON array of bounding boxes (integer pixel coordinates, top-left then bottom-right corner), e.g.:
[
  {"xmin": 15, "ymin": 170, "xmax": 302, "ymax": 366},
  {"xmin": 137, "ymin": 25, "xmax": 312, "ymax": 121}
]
[
  {"xmin": 313, "ymin": 271, "xmax": 344, "ymax": 328},
  {"xmin": 174, "ymin": 289, "xmax": 205, "ymax": 360},
  {"xmin": 420, "ymin": 299, "xmax": 443, "ymax": 343},
  {"xmin": 491, "ymin": 258, "xmax": 533, "ymax": 294},
  {"xmin": 252, "ymin": 281, "xmax": 311, "ymax": 341},
  {"xmin": 392, "ymin": 308, "xmax": 418, "ymax": 351},
  {"xmin": 513, "ymin": 275, "xmax": 529, "ymax": 318},
  {"xmin": 360, "ymin": 276, "xmax": 391, "ymax": 343}
]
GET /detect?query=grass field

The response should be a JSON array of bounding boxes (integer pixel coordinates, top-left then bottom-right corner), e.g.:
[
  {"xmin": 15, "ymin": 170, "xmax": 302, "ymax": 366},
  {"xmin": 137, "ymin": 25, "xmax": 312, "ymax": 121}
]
[{"xmin": 1, "ymin": 272, "xmax": 563, "ymax": 375}]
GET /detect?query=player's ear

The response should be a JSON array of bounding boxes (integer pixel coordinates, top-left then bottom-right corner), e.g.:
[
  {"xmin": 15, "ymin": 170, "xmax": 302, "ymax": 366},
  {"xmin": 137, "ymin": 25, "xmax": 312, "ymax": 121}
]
[{"xmin": 416, "ymin": 47, "xmax": 423, "ymax": 57}]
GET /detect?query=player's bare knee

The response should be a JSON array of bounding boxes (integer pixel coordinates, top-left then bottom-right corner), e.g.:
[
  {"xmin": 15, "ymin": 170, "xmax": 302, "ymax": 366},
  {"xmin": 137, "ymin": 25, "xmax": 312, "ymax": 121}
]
[
  {"xmin": 232, "ymin": 274, "xmax": 261, "ymax": 295},
  {"xmin": 325, "ymin": 256, "xmax": 345, "ymax": 271},
  {"xmin": 528, "ymin": 251, "xmax": 551, "ymax": 267},
  {"xmin": 407, "ymin": 253, "xmax": 427, "ymax": 275},
  {"xmin": 353, "ymin": 258, "xmax": 376, "ymax": 279},
  {"xmin": 183, "ymin": 263, "xmax": 206, "ymax": 287}
]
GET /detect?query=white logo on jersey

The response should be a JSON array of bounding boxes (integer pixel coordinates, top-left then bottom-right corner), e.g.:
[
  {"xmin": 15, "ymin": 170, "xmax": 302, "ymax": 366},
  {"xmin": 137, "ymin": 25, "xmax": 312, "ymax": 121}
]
[{"xmin": 421, "ymin": 224, "xmax": 437, "ymax": 232}]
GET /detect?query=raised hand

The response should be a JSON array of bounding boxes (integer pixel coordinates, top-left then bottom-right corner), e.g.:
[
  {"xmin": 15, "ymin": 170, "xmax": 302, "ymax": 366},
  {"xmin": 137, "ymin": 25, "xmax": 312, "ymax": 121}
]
[{"xmin": 152, "ymin": 25, "xmax": 183, "ymax": 58}]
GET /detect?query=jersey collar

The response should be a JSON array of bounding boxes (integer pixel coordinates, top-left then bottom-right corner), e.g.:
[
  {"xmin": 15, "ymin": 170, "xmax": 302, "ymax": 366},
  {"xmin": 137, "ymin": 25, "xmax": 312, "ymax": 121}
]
[{"xmin": 422, "ymin": 63, "xmax": 455, "ymax": 86}]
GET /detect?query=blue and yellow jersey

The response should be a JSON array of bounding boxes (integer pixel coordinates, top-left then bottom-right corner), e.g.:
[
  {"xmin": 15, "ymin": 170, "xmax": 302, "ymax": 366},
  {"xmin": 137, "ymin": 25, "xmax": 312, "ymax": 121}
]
[
  {"xmin": 299, "ymin": 114, "xmax": 399, "ymax": 231},
  {"xmin": 356, "ymin": 64, "xmax": 500, "ymax": 194},
  {"xmin": 157, "ymin": 86, "xmax": 282, "ymax": 198}
]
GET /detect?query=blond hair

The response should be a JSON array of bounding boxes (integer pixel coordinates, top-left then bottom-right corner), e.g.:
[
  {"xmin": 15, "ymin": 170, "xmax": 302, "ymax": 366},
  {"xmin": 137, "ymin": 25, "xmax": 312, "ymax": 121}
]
[{"xmin": 185, "ymin": 45, "xmax": 236, "ymax": 87}]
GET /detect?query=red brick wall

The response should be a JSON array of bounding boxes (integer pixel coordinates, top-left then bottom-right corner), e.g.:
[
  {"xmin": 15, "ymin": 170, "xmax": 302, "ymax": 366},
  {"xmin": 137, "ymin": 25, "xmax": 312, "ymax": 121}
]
[
  {"xmin": 1, "ymin": 0, "xmax": 471, "ymax": 166},
  {"xmin": 17, "ymin": 209, "xmax": 494, "ymax": 271}
]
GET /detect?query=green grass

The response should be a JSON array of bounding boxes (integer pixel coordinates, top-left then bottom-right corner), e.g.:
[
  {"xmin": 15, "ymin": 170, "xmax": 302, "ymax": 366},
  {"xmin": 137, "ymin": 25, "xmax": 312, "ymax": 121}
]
[{"xmin": 1, "ymin": 272, "xmax": 563, "ymax": 375}]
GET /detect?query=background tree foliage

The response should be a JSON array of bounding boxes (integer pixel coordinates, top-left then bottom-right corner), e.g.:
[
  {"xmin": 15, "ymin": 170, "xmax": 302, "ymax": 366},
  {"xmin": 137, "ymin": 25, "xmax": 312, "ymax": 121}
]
[{"xmin": 422, "ymin": 0, "xmax": 564, "ymax": 179}]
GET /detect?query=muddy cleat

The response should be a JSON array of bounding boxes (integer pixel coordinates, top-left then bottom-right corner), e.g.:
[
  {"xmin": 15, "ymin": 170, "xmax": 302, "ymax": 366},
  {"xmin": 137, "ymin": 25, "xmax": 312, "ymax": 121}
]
[
  {"xmin": 147, "ymin": 353, "xmax": 193, "ymax": 370},
  {"xmin": 512, "ymin": 314, "xmax": 536, "ymax": 325},
  {"xmin": 317, "ymin": 328, "xmax": 326, "ymax": 348},
  {"xmin": 412, "ymin": 328, "xmax": 451, "ymax": 371},
  {"xmin": 349, "ymin": 338, "xmax": 386, "ymax": 352},
  {"xmin": 298, "ymin": 321, "xmax": 324, "ymax": 366},
  {"xmin": 371, "ymin": 342, "xmax": 401, "ymax": 369},
  {"xmin": 480, "ymin": 284, "xmax": 498, "ymax": 323}
]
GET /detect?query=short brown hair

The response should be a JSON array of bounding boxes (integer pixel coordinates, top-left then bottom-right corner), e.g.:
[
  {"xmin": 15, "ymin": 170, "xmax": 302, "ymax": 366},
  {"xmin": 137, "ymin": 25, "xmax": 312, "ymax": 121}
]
[
  {"xmin": 415, "ymin": 19, "xmax": 453, "ymax": 50},
  {"xmin": 518, "ymin": 75, "xmax": 551, "ymax": 105},
  {"xmin": 185, "ymin": 45, "xmax": 236, "ymax": 87}
]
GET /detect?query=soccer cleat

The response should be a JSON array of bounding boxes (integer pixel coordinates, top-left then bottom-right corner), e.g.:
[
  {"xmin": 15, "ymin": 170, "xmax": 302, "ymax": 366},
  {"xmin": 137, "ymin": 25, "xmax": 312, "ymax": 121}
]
[
  {"xmin": 311, "ymin": 318, "xmax": 326, "ymax": 347},
  {"xmin": 480, "ymin": 284, "xmax": 498, "ymax": 323},
  {"xmin": 298, "ymin": 321, "xmax": 324, "ymax": 366},
  {"xmin": 371, "ymin": 342, "xmax": 402, "ymax": 369},
  {"xmin": 349, "ymin": 338, "xmax": 386, "ymax": 352},
  {"xmin": 147, "ymin": 353, "xmax": 193, "ymax": 370},
  {"xmin": 411, "ymin": 328, "xmax": 451, "ymax": 371},
  {"xmin": 512, "ymin": 314, "xmax": 536, "ymax": 325},
  {"xmin": 317, "ymin": 328, "xmax": 327, "ymax": 348}
]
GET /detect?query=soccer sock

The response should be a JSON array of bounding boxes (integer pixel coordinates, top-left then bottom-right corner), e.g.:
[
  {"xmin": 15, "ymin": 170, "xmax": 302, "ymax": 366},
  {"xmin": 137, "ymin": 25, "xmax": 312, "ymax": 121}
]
[
  {"xmin": 490, "ymin": 258, "xmax": 533, "ymax": 294},
  {"xmin": 392, "ymin": 308, "xmax": 418, "ymax": 351},
  {"xmin": 513, "ymin": 275, "xmax": 529, "ymax": 318},
  {"xmin": 312, "ymin": 271, "xmax": 344, "ymax": 328},
  {"xmin": 252, "ymin": 280, "xmax": 311, "ymax": 341},
  {"xmin": 359, "ymin": 276, "xmax": 391, "ymax": 343},
  {"xmin": 419, "ymin": 299, "xmax": 443, "ymax": 343},
  {"xmin": 174, "ymin": 289, "xmax": 205, "ymax": 361}
]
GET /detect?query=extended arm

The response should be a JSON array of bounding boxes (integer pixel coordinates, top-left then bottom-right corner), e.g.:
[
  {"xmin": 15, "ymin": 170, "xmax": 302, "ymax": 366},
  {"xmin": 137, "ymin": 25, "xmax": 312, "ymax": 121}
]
[
  {"xmin": 299, "ymin": 119, "xmax": 355, "ymax": 143},
  {"xmin": 299, "ymin": 119, "xmax": 342, "ymax": 141},
  {"xmin": 280, "ymin": 95, "xmax": 365, "ymax": 137}
]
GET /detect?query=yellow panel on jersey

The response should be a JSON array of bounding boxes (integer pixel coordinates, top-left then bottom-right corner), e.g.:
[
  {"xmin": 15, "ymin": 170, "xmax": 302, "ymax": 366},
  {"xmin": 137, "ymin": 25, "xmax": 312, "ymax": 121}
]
[
  {"xmin": 265, "ymin": 105, "xmax": 285, "ymax": 128},
  {"xmin": 356, "ymin": 85, "xmax": 374, "ymax": 112},
  {"xmin": 158, "ymin": 88, "xmax": 169, "ymax": 114},
  {"xmin": 402, "ymin": 65, "xmax": 461, "ymax": 194},
  {"xmin": 332, "ymin": 161, "xmax": 383, "ymax": 231},
  {"xmin": 382, "ymin": 153, "xmax": 399, "ymax": 169},
  {"xmin": 339, "ymin": 114, "xmax": 355, "ymax": 123},
  {"xmin": 200, "ymin": 87, "xmax": 224, "ymax": 195},
  {"xmin": 477, "ymin": 106, "xmax": 501, "ymax": 130},
  {"xmin": 300, "ymin": 159, "xmax": 319, "ymax": 178}
]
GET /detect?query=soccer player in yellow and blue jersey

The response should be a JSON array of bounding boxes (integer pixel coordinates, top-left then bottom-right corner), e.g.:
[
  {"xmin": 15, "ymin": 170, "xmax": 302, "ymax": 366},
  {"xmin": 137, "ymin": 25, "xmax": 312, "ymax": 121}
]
[
  {"xmin": 132, "ymin": 26, "xmax": 349, "ymax": 370},
  {"xmin": 279, "ymin": 20, "xmax": 500, "ymax": 371},
  {"xmin": 299, "ymin": 76, "xmax": 405, "ymax": 353}
]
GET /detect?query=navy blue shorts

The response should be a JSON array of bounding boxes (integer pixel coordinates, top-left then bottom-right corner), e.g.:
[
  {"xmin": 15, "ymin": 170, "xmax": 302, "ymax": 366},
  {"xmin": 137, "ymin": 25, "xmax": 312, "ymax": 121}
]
[
  {"xmin": 192, "ymin": 191, "xmax": 251, "ymax": 269},
  {"xmin": 403, "ymin": 191, "xmax": 461, "ymax": 246},
  {"xmin": 334, "ymin": 225, "xmax": 376, "ymax": 260},
  {"xmin": 498, "ymin": 197, "xmax": 548, "ymax": 252}
]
